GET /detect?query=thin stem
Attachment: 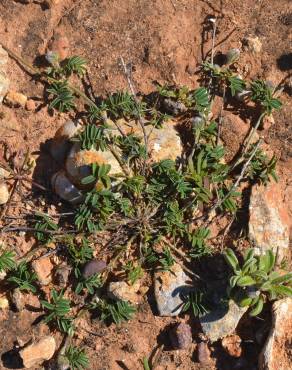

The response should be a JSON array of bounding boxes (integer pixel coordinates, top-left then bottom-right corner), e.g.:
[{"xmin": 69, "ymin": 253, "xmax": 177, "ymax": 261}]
[
  {"xmin": 216, "ymin": 85, "xmax": 226, "ymax": 146},
  {"xmin": 119, "ymin": 57, "xmax": 148, "ymax": 172},
  {"xmin": 210, "ymin": 18, "xmax": 217, "ymax": 66}
]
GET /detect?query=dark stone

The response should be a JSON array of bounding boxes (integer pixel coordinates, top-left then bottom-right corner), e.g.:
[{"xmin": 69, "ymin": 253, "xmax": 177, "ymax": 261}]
[
  {"xmin": 82, "ymin": 260, "xmax": 107, "ymax": 279},
  {"xmin": 170, "ymin": 323, "xmax": 192, "ymax": 349}
]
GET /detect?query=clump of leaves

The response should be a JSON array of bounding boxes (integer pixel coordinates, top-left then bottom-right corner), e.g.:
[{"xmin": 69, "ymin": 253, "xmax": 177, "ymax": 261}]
[
  {"xmin": 92, "ymin": 298, "xmax": 136, "ymax": 325},
  {"xmin": 41, "ymin": 289, "xmax": 74, "ymax": 335},
  {"xmin": 75, "ymin": 272, "xmax": 102, "ymax": 295},
  {"xmin": 47, "ymin": 81, "xmax": 75, "ymax": 112},
  {"xmin": 0, "ymin": 248, "xmax": 15, "ymax": 272},
  {"xmin": 182, "ymin": 290, "xmax": 210, "ymax": 317},
  {"xmin": 34, "ymin": 212, "xmax": 58, "ymax": 243},
  {"xmin": 64, "ymin": 346, "xmax": 89, "ymax": 370},
  {"xmin": 123, "ymin": 261, "xmax": 143, "ymax": 285},
  {"xmin": 250, "ymin": 80, "xmax": 282, "ymax": 114},
  {"xmin": 246, "ymin": 144, "xmax": 278, "ymax": 184},
  {"xmin": 188, "ymin": 227, "xmax": 212, "ymax": 258},
  {"xmin": 224, "ymin": 248, "xmax": 292, "ymax": 316},
  {"xmin": 8, "ymin": 262, "xmax": 37, "ymax": 293}
]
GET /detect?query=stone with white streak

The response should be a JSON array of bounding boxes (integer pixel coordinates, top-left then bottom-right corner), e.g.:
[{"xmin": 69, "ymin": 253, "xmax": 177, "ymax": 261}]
[
  {"xmin": 249, "ymin": 182, "xmax": 290, "ymax": 261},
  {"xmin": 259, "ymin": 298, "xmax": 292, "ymax": 370}
]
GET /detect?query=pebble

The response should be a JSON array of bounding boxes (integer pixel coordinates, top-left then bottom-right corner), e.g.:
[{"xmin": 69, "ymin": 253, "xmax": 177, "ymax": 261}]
[
  {"xmin": 221, "ymin": 335, "xmax": 242, "ymax": 357},
  {"xmin": 20, "ymin": 336, "xmax": 56, "ymax": 368},
  {"xmin": 49, "ymin": 34, "xmax": 70, "ymax": 61},
  {"xmin": 107, "ymin": 281, "xmax": 140, "ymax": 304},
  {"xmin": 245, "ymin": 36, "xmax": 262, "ymax": 54},
  {"xmin": 162, "ymin": 98, "xmax": 187, "ymax": 116},
  {"xmin": 11, "ymin": 288, "xmax": 25, "ymax": 311},
  {"xmin": 4, "ymin": 90, "xmax": 27, "ymax": 108},
  {"xmin": 170, "ymin": 322, "xmax": 193, "ymax": 349},
  {"xmin": 82, "ymin": 260, "xmax": 107, "ymax": 279},
  {"xmin": 51, "ymin": 170, "xmax": 84, "ymax": 205},
  {"xmin": 25, "ymin": 99, "xmax": 36, "ymax": 111},
  {"xmin": 54, "ymin": 264, "xmax": 71, "ymax": 287},
  {"xmin": 0, "ymin": 296, "xmax": 9, "ymax": 309},
  {"xmin": 0, "ymin": 181, "xmax": 9, "ymax": 205},
  {"xmin": 32, "ymin": 257, "xmax": 54, "ymax": 285},
  {"xmin": 196, "ymin": 342, "xmax": 211, "ymax": 365}
]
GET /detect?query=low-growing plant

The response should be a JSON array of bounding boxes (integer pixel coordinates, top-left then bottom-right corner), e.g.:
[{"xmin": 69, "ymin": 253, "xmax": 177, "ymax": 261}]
[
  {"xmin": 182, "ymin": 291, "xmax": 210, "ymax": 317},
  {"xmin": 34, "ymin": 212, "xmax": 58, "ymax": 243},
  {"xmin": 8, "ymin": 262, "xmax": 37, "ymax": 293},
  {"xmin": 224, "ymin": 248, "xmax": 292, "ymax": 316},
  {"xmin": 74, "ymin": 272, "xmax": 102, "ymax": 295},
  {"xmin": 0, "ymin": 248, "xmax": 15, "ymax": 272},
  {"xmin": 91, "ymin": 298, "xmax": 136, "ymax": 325},
  {"xmin": 64, "ymin": 345, "xmax": 89, "ymax": 370},
  {"xmin": 41, "ymin": 289, "xmax": 74, "ymax": 335},
  {"xmin": 123, "ymin": 261, "xmax": 144, "ymax": 285}
]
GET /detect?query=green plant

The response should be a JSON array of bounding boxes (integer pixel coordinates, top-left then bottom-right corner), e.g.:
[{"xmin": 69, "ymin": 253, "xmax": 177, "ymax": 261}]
[
  {"xmin": 159, "ymin": 247, "xmax": 175, "ymax": 271},
  {"xmin": 250, "ymin": 80, "xmax": 282, "ymax": 114},
  {"xmin": 64, "ymin": 56, "xmax": 87, "ymax": 77},
  {"xmin": 47, "ymin": 81, "xmax": 75, "ymax": 112},
  {"xmin": 41, "ymin": 289, "xmax": 74, "ymax": 334},
  {"xmin": 188, "ymin": 228, "xmax": 212, "ymax": 258},
  {"xmin": 75, "ymin": 272, "xmax": 102, "ymax": 295},
  {"xmin": 77, "ymin": 124, "xmax": 108, "ymax": 151},
  {"xmin": 0, "ymin": 248, "xmax": 15, "ymax": 272},
  {"xmin": 93, "ymin": 298, "xmax": 136, "ymax": 325},
  {"xmin": 34, "ymin": 212, "xmax": 58, "ymax": 243},
  {"xmin": 182, "ymin": 291, "xmax": 210, "ymax": 317},
  {"xmin": 224, "ymin": 248, "xmax": 292, "ymax": 316},
  {"xmin": 8, "ymin": 262, "xmax": 37, "ymax": 293},
  {"xmin": 123, "ymin": 262, "xmax": 144, "ymax": 285},
  {"xmin": 64, "ymin": 346, "xmax": 89, "ymax": 370}
]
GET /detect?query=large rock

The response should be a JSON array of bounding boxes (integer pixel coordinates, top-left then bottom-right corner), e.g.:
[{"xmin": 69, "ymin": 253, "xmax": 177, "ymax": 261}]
[
  {"xmin": 249, "ymin": 182, "xmax": 290, "ymax": 261},
  {"xmin": 199, "ymin": 300, "xmax": 247, "ymax": 342},
  {"xmin": 259, "ymin": 298, "xmax": 292, "ymax": 370},
  {"xmin": 20, "ymin": 336, "xmax": 56, "ymax": 368},
  {"xmin": 154, "ymin": 263, "xmax": 192, "ymax": 316}
]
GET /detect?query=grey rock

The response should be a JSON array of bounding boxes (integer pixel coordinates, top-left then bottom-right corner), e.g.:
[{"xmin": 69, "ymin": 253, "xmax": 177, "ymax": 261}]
[
  {"xmin": 196, "ymin": 342, "xmax": 211, "ymax": 365},
  {"xmin": 154, "ymin": 263, "xmax": 192, "ymax": 316},
  {"xmin": 54, "ymin": 265, "xmax": 71, "ymax": 287},
  {"xmin": 200, "ymin": 300, "xmax": 247, "ymax": 342},
  {"xmin": 162, "ymin": 98, "xmax": 187, "ymax": 116},
  {"xmin": 83, "ymin": 260, "xmax": 107, "ymax": 279},
  {"xmin": 170, "ymin": 322, "xmax": 192, "ymax": 349},
  {"xmin": 259, "ymin": 298, "xmax": 292, "ymax": 370}
]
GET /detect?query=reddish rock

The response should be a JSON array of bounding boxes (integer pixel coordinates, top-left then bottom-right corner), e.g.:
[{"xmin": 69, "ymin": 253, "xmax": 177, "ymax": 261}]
[
  {"xmin": 32, "ymin": 257, "xmax": 54, "ymax": 285},
  {"xmin": 249, "ymin": 182, "xmax": 290, "ymax": 261},
  {"xmin": 25, "ymin": 99, "xmax": 36, "ymax": 111},
  {"xmin": 221, "ymin": 335, "xmax": 242, "ymax": 357},
  {"xmin": 197, "ymin": 342, "xmax": 211, "ymax": 365},
  {"xmin": 259, "ymin": 298, "xmax": 292, "ymax": 370},
  {"xmin": 170, "ymin": 322, "xmax": 192, "ymax": 349}
]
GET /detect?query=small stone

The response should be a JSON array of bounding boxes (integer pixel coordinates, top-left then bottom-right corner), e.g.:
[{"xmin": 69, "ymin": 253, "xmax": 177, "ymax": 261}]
[
  {"xmin": 11, "ymin": 288, "xmax": 25, "ymax": 311},
  {"xmin": 259, "ymin": 298, "xmax": 292, "ymax": 370},
  {"xmin": 0, "ymin": 73, "xmax": 9, "ymax": 104},
  {"xmin": 245, "ymin": 36, "xmax": 262, "ymax": 54},
  {"xmin": 54, "ymin": 265, "xmax": 71, "ymax": 287},
  {"xmin": 4, "ymin": 90, "xmax": 27, "ymax": 107},
  {"xmin": 200, "ymin": 300, "xmax": 247, "ymax": 342},
  {"xmin": 32, "ymin": 257, "xmax": 54, "ymax": 285},
  {"xmin": 82, "ymin": 260, "xmax": 107, "ymax": 278},
  {"xmin": 0, "ymin": 270, "xmax": 7, "ymax": 280},
  {"xmin": 51, "ymin": 170, "xmax": 84, "ymax": 205},
  {"xmin": 261, "ymin": 114, "xmax": 275, "ymax": 130},
  {"xmin": 49, "ymin": 34, "xmax": 70, "ymax": 61},
  {"xmin": 0, "ymin": 181, "xmax": 9, "ymax": 205},
  {"xmin": 20, "ymin": 336, "xmax": 56, "ymax": 368},
  {"xmin": 221, "ymin": 335, "xmax": 242, "ymax": 357},
  {"xmin": 0, "ymin": 295, "xmax": 9, "ymax": 309},
  {"xmin": 249, "ymin": 182, "xmax": 290, "ymax": 261},
  {"xmin": 197, "ymin": 342, "xmax": 211, "ymax": 365},
  {"xmin": 162, "ymin": 98, "xmax": 187, "ymax": 116},
  {"xmin": 25, "ymin": 99, "xmax": 36, "ymax": 111},
  {"xmin": 0, "ymin": 167, "xmax": 10, "ymax": 179},
  {"xmin": 170, "ymin": 323, "xmax": 193, "ymax": 349},
  {"xmin": 108, "ymin": 281, "xmax": 140, "ymax": 304},
  {"xmin": 154, "ymin": 263, "xmax": 192, "ymax": 316}
]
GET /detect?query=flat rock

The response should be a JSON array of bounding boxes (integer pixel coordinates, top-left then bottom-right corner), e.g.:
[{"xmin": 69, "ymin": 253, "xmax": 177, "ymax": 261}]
[
  {"xmin": 199, "ymin": 300, "xmax": 247, "ymax": 342},
  {"xmin": 20, "ymin": 336, "xmax": 56, "ymax": 368},
  {"xmin": 108, "ymin": 281, "xmax": 140, "ymax": 304},
  {"xmin": 259, "ymin": 298, "xmax": 292, "ymax": 370},
  {"xmin": 249, "ymin": 182, "xmax": 290, "ymax": 261},
  {"xmin": 154, "ymin": 263, "xmax": 192, "ymax": 316},
  {"xmin": 32, "ymin": 257, "xmax": 54, "ymax": 285}
]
